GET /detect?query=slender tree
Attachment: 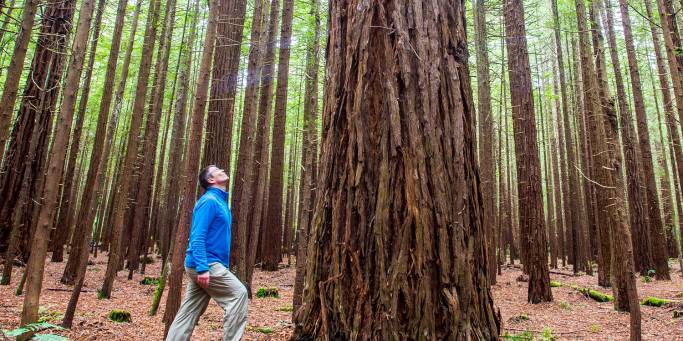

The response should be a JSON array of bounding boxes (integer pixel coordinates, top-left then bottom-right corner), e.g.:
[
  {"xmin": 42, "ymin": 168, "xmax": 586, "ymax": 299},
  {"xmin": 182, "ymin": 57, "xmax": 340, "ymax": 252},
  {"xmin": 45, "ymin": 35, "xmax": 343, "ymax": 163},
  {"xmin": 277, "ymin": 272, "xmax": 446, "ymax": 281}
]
[
  {"xmin": 100, "ymin": 0, "xmax": 162, "ymax": 299},
  {"xmin": 162, "ymin": 0, "xmax": 219, "ymax": 334},
  {"xmin": 20, "ymin": 0, "xmax": 97, "ymax": 326},
  {"xmin": 617, "ymin": 0, "xmax": 669, "ymax": 280},
  {"xmin": 504, "ymin": 0, "xmax": 552, "ymax": 303}
]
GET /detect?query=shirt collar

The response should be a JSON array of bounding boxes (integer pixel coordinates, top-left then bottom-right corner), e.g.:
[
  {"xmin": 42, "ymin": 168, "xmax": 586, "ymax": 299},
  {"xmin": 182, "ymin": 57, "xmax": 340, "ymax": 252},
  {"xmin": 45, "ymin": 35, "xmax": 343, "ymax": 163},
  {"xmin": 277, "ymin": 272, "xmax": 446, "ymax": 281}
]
[{"xmin": 206, "ymin": 186, "xmax": 228, "ymax": 201}]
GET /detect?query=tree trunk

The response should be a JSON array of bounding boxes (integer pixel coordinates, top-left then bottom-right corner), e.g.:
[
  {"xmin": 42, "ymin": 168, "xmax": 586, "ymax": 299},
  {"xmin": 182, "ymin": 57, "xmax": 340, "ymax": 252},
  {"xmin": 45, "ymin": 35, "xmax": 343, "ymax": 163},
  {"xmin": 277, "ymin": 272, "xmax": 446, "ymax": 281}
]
[
  {"xmin": 291, "ymin": 0, "xmax": 501, "ymax": 338},
  {"xmin": 202, "ymin": 0, "xmax": 248, "ymax": 171},
  {"xmin": 504, "ymin": 0, "xmax": 553, "ymax": 303},
  {"xmin": 51, "ymin": 0, "xmax": 107, "ymax": 263},
  {"xmin": 100, "ymin": 0, "xmax": 161, "ymax": 299},
  {"xmin": 617, "ymin": 0, "xmax": 670, "ymax": 280},
  {"xmin": 262, "ymin": 0, "xmax": 294, "ymax": 272},
  {"xmin": 229, "ymin": 0, "xmax": 268, "ymax": 280},
  {"xmin": 602, "ymin": 0, "xmax": 653, "ymax": 276},
  {"xmin": 0, "ymin": 0, "xmax": 40, "ymax": 159},
  {"xmin": 292, "ymin": 0, "xmax": 320, "ymax": 313},
  {"xmin": 0, "ymin": 0, "xmax": 76, "ymax": 261},
  {"xmin": 19, "ymin": 0, "xmax": 96, "ymax": 326},
  {"xmin": 473, "ymin": 0, "xmax": 496, "ymax": 284},
  {"xmin": 162, "ymin": 0, "xmax": 218, "ymax": 334}
]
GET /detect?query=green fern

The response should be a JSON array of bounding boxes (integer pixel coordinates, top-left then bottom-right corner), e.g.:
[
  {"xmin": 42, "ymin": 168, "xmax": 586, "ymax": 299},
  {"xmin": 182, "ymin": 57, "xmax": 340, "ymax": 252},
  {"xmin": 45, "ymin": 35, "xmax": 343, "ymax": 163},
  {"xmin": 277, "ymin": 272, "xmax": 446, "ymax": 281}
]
[
  {"xmin": 2, "ymin": 321, "xmax": 65, "ymax": 337},
  {"xmin": 32, "ymin": 334, "xmax": 69, "ymax": 341}
]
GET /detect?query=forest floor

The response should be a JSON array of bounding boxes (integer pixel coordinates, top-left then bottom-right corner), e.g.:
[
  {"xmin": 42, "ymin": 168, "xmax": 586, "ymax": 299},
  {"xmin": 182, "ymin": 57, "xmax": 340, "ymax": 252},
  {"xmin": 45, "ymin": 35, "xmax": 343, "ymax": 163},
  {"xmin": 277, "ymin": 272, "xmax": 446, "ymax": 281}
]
[{"xmin": 1, "ymin": 255, "xmax": 682, "ymax": 340}]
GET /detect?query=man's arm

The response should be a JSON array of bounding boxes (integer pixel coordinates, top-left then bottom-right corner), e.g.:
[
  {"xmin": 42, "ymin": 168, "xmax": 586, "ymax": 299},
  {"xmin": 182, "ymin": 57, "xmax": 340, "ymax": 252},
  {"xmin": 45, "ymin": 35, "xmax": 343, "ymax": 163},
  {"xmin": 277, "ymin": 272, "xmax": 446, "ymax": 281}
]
[{"xmin": 188, "ymin": 199, "xmax": 217, "ymax": 274}]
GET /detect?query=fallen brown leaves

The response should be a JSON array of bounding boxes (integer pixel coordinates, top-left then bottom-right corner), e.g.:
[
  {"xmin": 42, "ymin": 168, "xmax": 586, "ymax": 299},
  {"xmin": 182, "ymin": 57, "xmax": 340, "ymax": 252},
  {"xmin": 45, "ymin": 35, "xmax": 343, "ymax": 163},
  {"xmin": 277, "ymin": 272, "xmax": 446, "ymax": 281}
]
[{"xmin": 1, "ymin": 256, "xmax": 682, "ymax": 340}]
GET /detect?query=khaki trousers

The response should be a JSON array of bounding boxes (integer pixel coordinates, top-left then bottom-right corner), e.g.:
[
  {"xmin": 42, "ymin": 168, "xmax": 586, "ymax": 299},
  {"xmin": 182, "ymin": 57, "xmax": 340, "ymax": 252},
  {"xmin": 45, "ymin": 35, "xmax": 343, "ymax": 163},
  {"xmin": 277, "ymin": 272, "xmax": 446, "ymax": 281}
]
[{"xmin": 165, "ymin": 263, "xmax": 248, "ymax": 341}]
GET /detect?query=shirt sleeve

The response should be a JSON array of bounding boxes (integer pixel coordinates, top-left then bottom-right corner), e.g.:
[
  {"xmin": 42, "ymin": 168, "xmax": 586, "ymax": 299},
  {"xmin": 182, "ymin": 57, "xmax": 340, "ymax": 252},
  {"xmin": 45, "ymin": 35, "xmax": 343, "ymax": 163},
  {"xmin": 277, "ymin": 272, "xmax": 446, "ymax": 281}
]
[{"xmin": 188, "ymin": 198, "xmax": 217, "ymax": 273}]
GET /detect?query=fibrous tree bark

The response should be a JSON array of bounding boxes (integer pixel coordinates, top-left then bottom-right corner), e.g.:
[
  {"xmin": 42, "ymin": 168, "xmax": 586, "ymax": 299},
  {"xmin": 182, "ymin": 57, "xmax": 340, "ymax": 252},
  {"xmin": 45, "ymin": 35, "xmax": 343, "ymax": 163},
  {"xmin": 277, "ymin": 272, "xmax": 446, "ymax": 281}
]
[
  {"xmin": 202, "ymin": 0, "xmax": 248, "ymax": 171},
  {"xmin": 292, "ymin": 0, "xmax": 320, "ymax": 313},
  {"xmin": 0, "ymin": 0, "xmax": 40, "ymax": 159},
  {"xmin": 100, "ymin": 0, "xmax": 161, "ymax": 299},
  {"xmin": 473, "ymin": 0, "xmax": 496, "ymax": 284},
  {"xmin": 262, "ymin": 0, "xmax": 294, "ymax": 271},
  {"xmin": 162, "ymin": 0, "xmax": 218, "ymax": 334},
  {"xmin": 20, "ymin": 0, "xmax": 97, "ymax": 327},
  {"xmin": 504, "ymin": 0, "xmax": 552, "ymax": 303},
  {"xmin": 602, "ymin": 0, "xmax": 652, "ymax": 276},
  {"xmin": 292, "ymin": 0, "xmax": 501, "ymax": 338},
  {"xmin": 617, "ymin": 0, "xmax": 669, "ymax": 280}
]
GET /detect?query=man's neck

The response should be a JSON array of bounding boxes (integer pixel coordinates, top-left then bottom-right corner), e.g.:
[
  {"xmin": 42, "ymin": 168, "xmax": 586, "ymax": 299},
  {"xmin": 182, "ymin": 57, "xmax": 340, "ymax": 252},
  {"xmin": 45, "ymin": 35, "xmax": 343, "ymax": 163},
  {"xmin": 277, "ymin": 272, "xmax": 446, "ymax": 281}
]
[{"xmin": 210, "ymin": 184, "xmax": 227, "ymax": 192}]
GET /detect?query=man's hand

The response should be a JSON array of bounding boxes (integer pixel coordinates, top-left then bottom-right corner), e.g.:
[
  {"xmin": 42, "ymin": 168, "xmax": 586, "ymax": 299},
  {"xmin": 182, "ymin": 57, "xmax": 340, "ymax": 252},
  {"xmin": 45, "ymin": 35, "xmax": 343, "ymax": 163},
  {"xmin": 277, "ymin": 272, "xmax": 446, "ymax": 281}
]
[{"xmin": 196, "ymin": 272, "xmax": 210, "ymax": 289}]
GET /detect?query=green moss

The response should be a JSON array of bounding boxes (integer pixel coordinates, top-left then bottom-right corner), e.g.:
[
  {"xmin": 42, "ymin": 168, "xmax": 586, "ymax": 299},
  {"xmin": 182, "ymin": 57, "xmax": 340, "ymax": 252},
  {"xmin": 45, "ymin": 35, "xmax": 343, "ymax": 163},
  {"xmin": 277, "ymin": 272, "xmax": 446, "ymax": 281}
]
[
  {"xmin": 579, "ymin": 288, "xmax": 613, "ymax": 302},
  {"xmin": 502, "ymin": 330, "xmax": 534, "ymax": 340},
  {"xmin": 549, "ymin": 280, "xmax": 562, "ymax": 288},
  {"xmin": 255, "ymin": 287, "xmax": 279, "ymax": 298},
  {"xmin": 255, "ymin": 326, "xmax": 273, "ymax": 334},
  {"xmin": 640, "ymin": 297, "xmax": 672, "ymax": 307},
  {"xmin": 139, "ymin": 276, "xmax": 160, "ymax": 286},
  {"xmin": 108, "ymin": 310, "xmax": 132, "ymax": 323}
]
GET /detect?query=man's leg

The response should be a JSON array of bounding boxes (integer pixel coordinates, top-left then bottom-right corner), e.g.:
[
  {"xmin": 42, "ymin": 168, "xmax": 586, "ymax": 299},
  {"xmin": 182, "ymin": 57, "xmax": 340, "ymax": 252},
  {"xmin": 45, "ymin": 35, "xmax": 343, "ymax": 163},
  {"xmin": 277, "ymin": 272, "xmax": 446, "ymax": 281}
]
[
  {"xmin": 205, "ymin": 264, "xmax": 248, "ymax": 341},
  {"xmin": 165, "ymin": 271, "xmax": 211, "ymax": 341}
]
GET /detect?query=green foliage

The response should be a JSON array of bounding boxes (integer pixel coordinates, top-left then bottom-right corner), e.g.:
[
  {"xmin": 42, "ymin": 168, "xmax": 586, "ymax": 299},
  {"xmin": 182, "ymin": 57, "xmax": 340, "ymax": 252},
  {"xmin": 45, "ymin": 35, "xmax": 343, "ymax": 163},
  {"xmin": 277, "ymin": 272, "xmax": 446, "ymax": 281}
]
[
  {"xmin": 502, "ymin": 330, "xmax": 534, "ymax": 340},
  {"xmin": 108, "ymin": 310, "xmax": 132, "ymax": 323},
  {"xmin": 590, "ymin": 324, "xmax": 601, "ymax": 333},
  {"xmin": 255, "ymin": 287, "xmax": 279, "ymax": 298},
  {"xmin": 640, "ymin": 297, "xmax": 672, "ymax": 307},
  {"xmin": 509, "ymin": 313, "xmax": 530, "ymax": 323},
  {"xmin": 139, "ymin": 276, "xmax": 160, "ymax": 286},
  {"xmin": 1, "ymin": 322, "xmax": 66, "ymax": 339},
  {"xmin": 38, "ymin": 306, "xmax": 64, "ymax": 323},
  {"xmin": 541, "ymin": 327, "xmax": 555, "ymax": 341},
  {"xmin": 578, "ymin": 288, "xmax": 613, "ymax": 302},
  {"xmin": 255, "ymin": 326, "xmax": 273, "ymax": 334},
  {"xmin": 275, "ymin": 306, "xmax": 293, "ymax": 312},
  {"xmin": 558, "ymin": 301, "xmax": 571, "ymax": 310},
  {"xmin": 549, "ymin": 280, "xmax": 562, "ymax": 288},
  {"xmin": 97, "ymin": 290, "xmax": 106, "ymax": 300}
]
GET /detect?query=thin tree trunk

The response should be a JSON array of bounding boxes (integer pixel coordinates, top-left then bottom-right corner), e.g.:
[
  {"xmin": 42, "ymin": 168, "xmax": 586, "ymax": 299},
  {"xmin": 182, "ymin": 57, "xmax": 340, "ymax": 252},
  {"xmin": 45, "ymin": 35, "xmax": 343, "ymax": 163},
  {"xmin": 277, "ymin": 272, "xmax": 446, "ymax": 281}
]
[
  {"xmin": 262, "ymin": 0, "xmax": 294, "ymax": 271},
  {"xmin": 162, "ymin": 0, "xmax": 218, "ymax": 334},
  {"xmin": 473, "ymin": 0, "xmax": 497, "ymax": 284},
  {"xmin": 0, "ymin": 0, "xmax": 40, "ymax": 159},
  {"xmin": 617, "ymin": 0, "xmax": 670, "ymax": 280},
  {"xmin": 100, "ymin": 0, "xmax": 161, "ymax": 299},
  {"xmin": 20, "ymin": 0, "xmax": 97, "ymax": 327}
]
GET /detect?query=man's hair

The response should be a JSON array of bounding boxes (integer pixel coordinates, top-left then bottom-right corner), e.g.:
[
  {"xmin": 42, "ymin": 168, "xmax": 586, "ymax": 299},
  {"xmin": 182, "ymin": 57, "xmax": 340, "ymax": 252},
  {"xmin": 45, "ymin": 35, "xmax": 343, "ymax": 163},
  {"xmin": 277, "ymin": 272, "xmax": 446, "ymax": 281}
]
[{"xmin": 198, "ymin": 165, "xmax": 215, "ymax": 189}]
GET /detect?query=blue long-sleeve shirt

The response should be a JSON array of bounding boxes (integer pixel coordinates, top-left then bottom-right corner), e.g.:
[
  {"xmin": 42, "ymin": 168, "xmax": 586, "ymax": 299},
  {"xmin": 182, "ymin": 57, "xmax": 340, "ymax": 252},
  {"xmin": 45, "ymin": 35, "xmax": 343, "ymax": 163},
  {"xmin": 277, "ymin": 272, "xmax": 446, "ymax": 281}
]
[{"xmin": 184, "ymin": 187, "xmax": 232, "ymax": 273}]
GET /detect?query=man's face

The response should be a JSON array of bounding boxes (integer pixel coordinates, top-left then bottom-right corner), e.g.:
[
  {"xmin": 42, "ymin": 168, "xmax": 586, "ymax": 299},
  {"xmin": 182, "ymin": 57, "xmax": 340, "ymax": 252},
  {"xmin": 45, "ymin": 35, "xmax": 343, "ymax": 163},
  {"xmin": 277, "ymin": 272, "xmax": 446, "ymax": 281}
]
[{"xmin": 207, "ymin": 166, "xmax": 229, "ymax": 186}]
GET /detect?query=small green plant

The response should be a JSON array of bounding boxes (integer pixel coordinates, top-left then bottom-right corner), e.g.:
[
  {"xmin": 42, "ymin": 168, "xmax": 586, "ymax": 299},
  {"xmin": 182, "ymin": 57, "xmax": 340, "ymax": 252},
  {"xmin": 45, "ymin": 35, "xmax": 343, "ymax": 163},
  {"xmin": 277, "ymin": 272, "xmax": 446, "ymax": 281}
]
[
  {"xmin": 541, "ymin": 327, "xmax": 555, "ymax": 341},
  {"xmin": 275, "ymin": 305, "xmax": 293, "ymax": 312},
  {"xmin": 579, "ymin": 288, "xmax": 613, "ymax": 302},
  {"xmin": 97, "ymin": 289, "xmax": 106, "ymax": 300},
  {"xmin": 108, "ymin": 310, "xmax": 132, "ymax": 323},
  {"xmin": 255, "ymin": 287, "xmax": 279, "ymax": 298},
  {"xmin": 502, "ymin": 330, "xmax": 534, "ymax": 340},
  {"xmin": 38, "ymin": 306, "xmax": 64, "ymax": 323},
  {"xmin": 590, "ymin": 324, "xmax": 601, "ymax": 333},
  {"xmin": 1, "ymin": 322, "xmax": 67, "ymax": 340},
  {"xmin": 640, "ymin": 297, "xmax": 672, "ymax": 307},
  {"xmin": 509, "ymin": 313, "xmax": 530, "ymax": 323},
  {"xmin": 558, "ymin": 301, "xmax": 571, "ymax": 310},
  {"xmin": 549, "ymin": 280, "xmax": 562, "ymax": 288},
  {"xmin": 255, "ymin": 326, "xmax": 273, "ymax": 334},
  {"xmin": 139, "ymin": 276, "xmax": 160, "ymax": 286}
]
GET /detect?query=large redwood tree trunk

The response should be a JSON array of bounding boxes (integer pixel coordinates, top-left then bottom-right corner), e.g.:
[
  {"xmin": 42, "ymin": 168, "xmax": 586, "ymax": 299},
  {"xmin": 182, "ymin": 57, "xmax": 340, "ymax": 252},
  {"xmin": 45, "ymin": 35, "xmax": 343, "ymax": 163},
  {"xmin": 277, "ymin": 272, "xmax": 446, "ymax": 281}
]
[{"xmin": 292, "ymin": 0, "xmax": 500, "ymax": 338}]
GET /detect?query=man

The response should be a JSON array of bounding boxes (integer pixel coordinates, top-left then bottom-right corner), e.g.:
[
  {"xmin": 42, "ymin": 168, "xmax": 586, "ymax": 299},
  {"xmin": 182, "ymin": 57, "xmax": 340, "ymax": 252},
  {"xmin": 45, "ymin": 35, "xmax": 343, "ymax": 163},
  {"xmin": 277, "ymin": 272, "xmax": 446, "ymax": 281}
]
[{"xmin": 166, "ymin": 165, "xmax": 248, "ymax": 341}]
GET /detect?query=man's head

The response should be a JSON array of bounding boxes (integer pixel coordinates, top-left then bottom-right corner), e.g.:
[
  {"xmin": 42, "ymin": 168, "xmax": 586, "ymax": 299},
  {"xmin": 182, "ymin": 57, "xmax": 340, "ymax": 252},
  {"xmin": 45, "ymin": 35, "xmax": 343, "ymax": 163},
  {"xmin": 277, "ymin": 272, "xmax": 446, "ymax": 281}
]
[{"xmin": 199, "ymin": 165, "xmax": 229, "ymax": 189}]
